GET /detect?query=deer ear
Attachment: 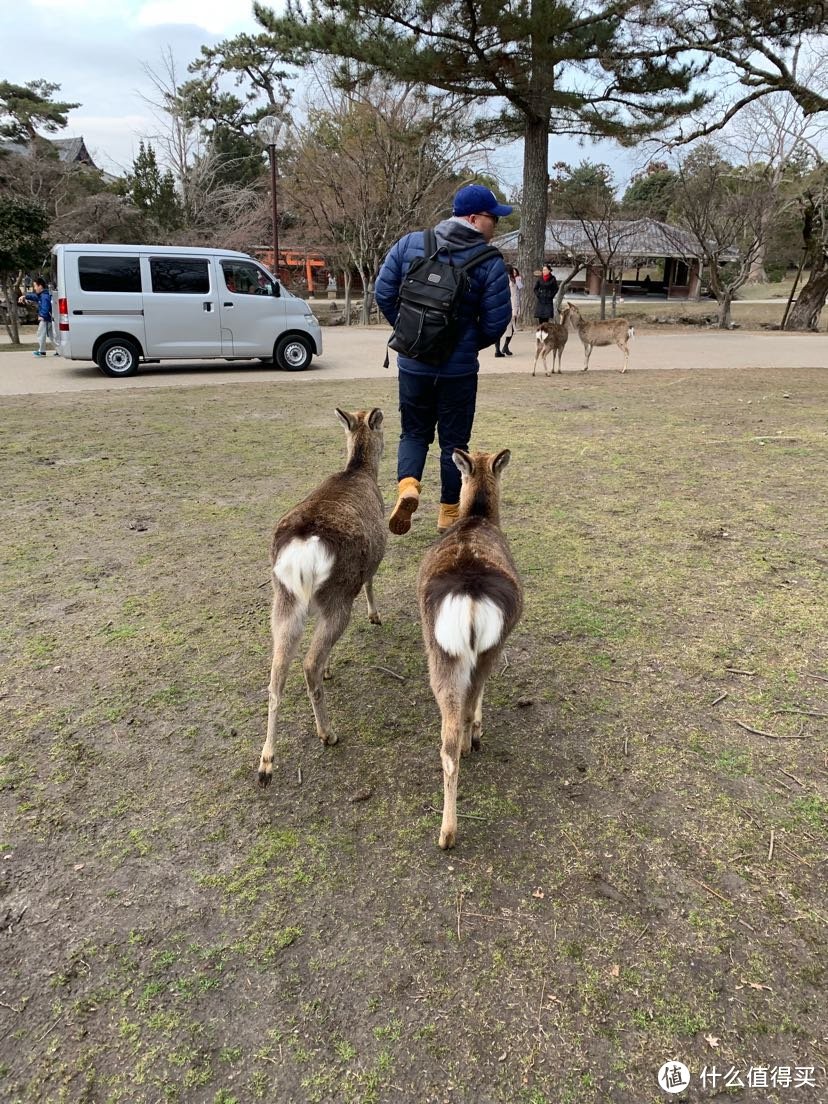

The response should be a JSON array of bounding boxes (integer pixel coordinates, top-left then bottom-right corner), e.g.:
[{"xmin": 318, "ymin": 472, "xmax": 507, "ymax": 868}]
[
  {"xmin": 452, "ymin": 449, "xmax": 473, "ymax": 477},
  {"xmin": 335, "ymin": 408, "xmax": 355, "ymax": 431},
  {"xmin": 367, "ymin": 407, "xmax": 383, "ymax": 430},
  {"xmin": 492, "ymin": 449, "xmax": 511, "ymax": 475}
]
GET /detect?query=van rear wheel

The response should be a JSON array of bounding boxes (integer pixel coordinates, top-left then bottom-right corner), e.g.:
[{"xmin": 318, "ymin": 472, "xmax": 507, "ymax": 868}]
[
  {"xmin": 274, "ymin": 334, "xmax": 312, "ymax": 371},
  {"xmin": 96, "ymin": 338, "xmax": 140, "ymax": 378}
]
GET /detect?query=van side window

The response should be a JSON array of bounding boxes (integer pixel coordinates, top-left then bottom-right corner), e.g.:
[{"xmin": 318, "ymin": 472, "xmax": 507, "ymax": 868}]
[
  {"xmin": 221, "ymin": 261, "xmax": 276, "ymax": 297},
  {"xmin": 150, "ymin": 258, "xmax": 210, "ymax": 294},
  {"xmin": 79, "ymin": 256, "xmax": 142, "ymax": 293}
]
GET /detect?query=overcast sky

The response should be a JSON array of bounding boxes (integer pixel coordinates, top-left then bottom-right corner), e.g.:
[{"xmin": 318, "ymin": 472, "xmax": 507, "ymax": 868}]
[{"xmin": 1, "ymin": 0, "xmax": 641, "ymax": 190}]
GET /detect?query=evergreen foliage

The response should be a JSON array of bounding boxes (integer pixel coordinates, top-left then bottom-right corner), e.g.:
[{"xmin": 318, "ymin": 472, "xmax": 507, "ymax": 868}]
[{"xmin": 0, "ymin": 80, "xmax": 79, "ymax": 143}]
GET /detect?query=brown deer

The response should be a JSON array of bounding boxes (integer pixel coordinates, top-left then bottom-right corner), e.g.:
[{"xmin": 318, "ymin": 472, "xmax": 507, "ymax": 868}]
[
  {"xmin": 417, "ymin": 449, "xmax": 523, "ymax": 849},
  {"xmin": 257, "ymin": 408, "xmax": 386, "ymax": 786},
  {"xmin": 532, "ymin": 305, "xmax": 571, "ymax": 376},
  {"xmin": 567, "ymin": 301, "xmax": 635, "ymax": 373}
]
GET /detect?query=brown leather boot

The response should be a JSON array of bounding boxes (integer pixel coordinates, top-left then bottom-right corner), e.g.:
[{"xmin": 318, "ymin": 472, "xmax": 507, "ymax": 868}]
[
  {"xmin": 437, "ymin": 502, "xmax": 460, "ymax": 533},
  {"xmin": 389, "ymin": 477, "xmax": 421, "ymax": 535}
]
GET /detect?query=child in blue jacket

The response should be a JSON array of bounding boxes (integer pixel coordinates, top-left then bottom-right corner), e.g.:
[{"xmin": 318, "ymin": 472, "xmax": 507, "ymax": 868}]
[{"xmin": 19, "ymin": 277, "xmax": 57, "ymax": 357}]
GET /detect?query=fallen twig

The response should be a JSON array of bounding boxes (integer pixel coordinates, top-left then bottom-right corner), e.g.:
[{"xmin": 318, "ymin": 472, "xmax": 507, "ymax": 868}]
[
  {"xmin": 536, "ymin": 979, "xmax": 547, "ymax": 1039},
  {"xmin": 499, "ymin": 653, "xmax": 511, "ymax": 677},
  {"xmin": 778, "ymin": 767, "xmax": 805, "ymax": 788},
  {"xmin": 807, "ymin": 673, "xmax": 828, "ymax": 684},
  {"xmin": 623, "ymin": 734, "xmax": 629, "ymax": 757},
  {"xmin": 735, "ymin": 803, "xmax": 762, "ymax": 828},
  {"xmin": 734, "ymin": 719, "xmax": 810, "ymax": 740},
  {"xmin": 297, "ymin": 767, "xmax": 302, "ymax": 786},
  {"xmin": 427, "ymin": 806, "xmax": 488, "ymax": 821},
  {"xmin": 772, "ymin": 708, "xmax": 828, "ymax": 719},
  {"xmin": 778, "ymin": 839, "xmax": 812, "ymax": 867},
  {"xmin": 370, "ymin": 664, "xmax": 406, "ymax": 682},
  {"xmin": 691, "ymin": 877, "xmax": 731, "ymax": 907},
  {"xmin": 726, "ymin": 668, "xmax": 757, "ymax": 676},
  {"xmin": 456, "ymin": 892, "xmax": 463, "ymax": 943},
  {"xmin": 0, "ymin": 999, "xmax": 22, "ymax": 1013},
  {"xmin": 767, "ymin": 830, "xmax": 775, "ymax": 862},
  {"xmin": 711, "ymin": 691, "xmax": 728, "ymax": 706}
]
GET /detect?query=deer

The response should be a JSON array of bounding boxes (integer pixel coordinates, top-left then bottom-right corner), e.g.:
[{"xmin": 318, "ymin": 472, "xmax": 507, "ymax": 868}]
[
  {"xmin": 417, "ymin": 449, "xmax": 523, "ymax": 849},
  {"xmin": 566, "ymin": 301, "xmax": 635, "ymax": 373},
  {"xmin": 257, "ymin": 408, "xmax": 386, "ymax": 787},
  {"xmin": 532, "ymin": 305, "xmax": 571, "ymax": 376}
]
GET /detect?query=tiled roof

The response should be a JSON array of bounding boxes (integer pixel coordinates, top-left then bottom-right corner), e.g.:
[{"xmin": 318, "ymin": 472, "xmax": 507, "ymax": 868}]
[
  {"xmin": 0, "ymin": 135, "xmax": 97, "ymax": 169},
  {"xmin": 494, "ymin": 217, "xmax": 708, "ymax": 260}
]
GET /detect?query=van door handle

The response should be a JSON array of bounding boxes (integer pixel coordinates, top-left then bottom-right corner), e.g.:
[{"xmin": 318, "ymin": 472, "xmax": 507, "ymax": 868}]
[
  {"xmin": 223, "ymin": 302, "xmax": 234, "ymax": 308},
  {"xmin": 203, "ymin": 302, "xmax": 213, "ymax": 312}
]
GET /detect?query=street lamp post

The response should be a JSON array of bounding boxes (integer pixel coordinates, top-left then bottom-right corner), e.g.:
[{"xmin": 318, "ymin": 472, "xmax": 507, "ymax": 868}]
[{"xmin": 257, "ymin": 113, "xmax": 287, "ymax": 280}]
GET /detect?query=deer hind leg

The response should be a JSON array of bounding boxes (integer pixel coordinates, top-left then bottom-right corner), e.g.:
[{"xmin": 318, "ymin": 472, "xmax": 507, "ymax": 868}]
[
  {"xmin": 364, "ymin": 576, "xmax": 381, "ymax": 625},
  {"xmin": 619, "ymin": 339, "xmax": 629, "ymax": 373},
  {"xmin": 532, "ymin": 345, "xmax": 540, "ymax": 376},
  {"xmin": 582, "ymin": 342, "xmax": 591, "ymax": 371},
  {"xmin": 258, "ymin": 592, "xmax": 306, "ymax": 787},
  {"xmin": 438, "ymin": 703, "xmax": 464, "ymax": 850},
  {"xmin": 468, "ymin": 650, "xmax": 497, "ymax": 751},
  {"xmin": 303, "ymin": 598, "xmax": 353, "ymax": 746}
]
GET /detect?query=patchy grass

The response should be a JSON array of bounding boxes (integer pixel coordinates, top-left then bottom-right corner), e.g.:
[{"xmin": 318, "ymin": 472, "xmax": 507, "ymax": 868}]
[{"xmin": 0, "ymin": 367, "xmax": 826, "ymax": 1103}]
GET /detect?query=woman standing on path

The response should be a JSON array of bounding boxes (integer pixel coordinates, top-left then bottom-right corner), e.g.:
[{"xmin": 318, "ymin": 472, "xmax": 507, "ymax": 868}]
[
  {"xmin": 495, "ymin": 266, "xmax": 521, "ymax": 357},
  {"xmin": 533, "ymin": 264, "xmax": 559, "ymax": 324}
]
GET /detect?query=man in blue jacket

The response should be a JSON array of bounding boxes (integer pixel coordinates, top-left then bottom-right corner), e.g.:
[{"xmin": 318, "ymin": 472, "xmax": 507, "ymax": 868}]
[
  {"xmin": 375, "ymin": 184, "xmax": 512, "ymax": 534},
  {"xmin": 19, "ymin": 277, "xmax": 56, "ymax": 357}
]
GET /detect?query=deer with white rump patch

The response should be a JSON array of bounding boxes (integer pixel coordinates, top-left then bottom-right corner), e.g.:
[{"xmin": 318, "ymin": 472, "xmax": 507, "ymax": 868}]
[
  {"xmin": 257, "ymin": 408, "xmax": 386, "ymax": 786},
  {"xmin": 567, "ymin": 301, "xmax": 634, "ymax": 373},
  {"xmin": 532, "ymin": 305, "xmax": 571, "ymax": 376},
  {"xmin": 417, "ymin": 449, "xmax": 523, "ymax": 849}
]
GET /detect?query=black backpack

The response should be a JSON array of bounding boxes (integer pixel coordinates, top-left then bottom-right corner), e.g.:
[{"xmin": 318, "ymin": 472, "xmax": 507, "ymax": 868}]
[{"xmin": 386, "ymin": 229, "xmax": 502, "ymax": 366}]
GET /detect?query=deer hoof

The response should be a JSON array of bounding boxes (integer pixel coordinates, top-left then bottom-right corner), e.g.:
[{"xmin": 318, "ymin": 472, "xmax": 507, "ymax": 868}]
[
  {"xmin": 439, "ymin": 829, "xmax": 456, "ymax": 850},
  {"xmin": 257, "ymin": 767, "xmax": 272, "ymax": 788},
  {"xmin": 321, "ymin": 731, "xmax": 339, "ymax": 747},
  {"xmin": 369, "ymin": 612, "xmax": 382, "ymax": 625}
]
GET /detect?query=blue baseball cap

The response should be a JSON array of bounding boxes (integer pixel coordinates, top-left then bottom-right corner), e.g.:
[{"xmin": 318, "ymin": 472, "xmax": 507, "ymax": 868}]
[{"xmin": 453, "ymin": 184, "xmax": 513, "ymax": 218}]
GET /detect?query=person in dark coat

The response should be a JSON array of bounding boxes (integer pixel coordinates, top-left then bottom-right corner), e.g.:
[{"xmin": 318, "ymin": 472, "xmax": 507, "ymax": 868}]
[
  {"xmin": 375, "ymin": 184, "xmax": 512, "ymax": 534},
  {"xmin": 533, "ymin": 264, "xmax": 559, "ymax": 322}
]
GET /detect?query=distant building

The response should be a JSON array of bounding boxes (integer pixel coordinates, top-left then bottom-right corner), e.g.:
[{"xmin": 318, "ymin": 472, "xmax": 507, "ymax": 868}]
[
  {"xmin": 494, "ymin": 217, "xmax": 728, "ymax": 301},
  {"xmin": 0, "ymin": 135, "xmax": 101, "ymax": 172},
  {"xmin": 51, "ymin": 136, "xmax": 98, "ymax": 169}
]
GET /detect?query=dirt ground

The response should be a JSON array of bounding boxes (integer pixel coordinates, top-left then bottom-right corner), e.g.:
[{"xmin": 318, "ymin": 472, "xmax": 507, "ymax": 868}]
[{"xmin": 1, "ymin": 367, "xmax": 827, "ymax": 1104}]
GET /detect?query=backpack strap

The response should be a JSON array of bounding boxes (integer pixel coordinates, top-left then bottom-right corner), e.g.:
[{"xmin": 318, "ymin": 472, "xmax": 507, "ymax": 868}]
[
  {"xmin": 423, "ymin": 227, "xmax": 439, "ymax": 260},
  {"xmin": 458, "ymin": 244, "xmax": 503, "ymax": 275}
]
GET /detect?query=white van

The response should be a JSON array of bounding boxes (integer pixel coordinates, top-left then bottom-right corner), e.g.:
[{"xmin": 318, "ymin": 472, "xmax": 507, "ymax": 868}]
[{"xmin": 51, "ymin": 244, "xmax": 323, "ymax": 378}]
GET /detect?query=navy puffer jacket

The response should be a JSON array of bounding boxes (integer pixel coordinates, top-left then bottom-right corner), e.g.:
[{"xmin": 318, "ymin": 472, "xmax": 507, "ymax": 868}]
[{"xmin": 375, "ymin": 218, "xmax": 511, "ymax": 377}]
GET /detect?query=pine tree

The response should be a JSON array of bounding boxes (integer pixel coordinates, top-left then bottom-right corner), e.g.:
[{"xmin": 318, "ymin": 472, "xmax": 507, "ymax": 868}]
[
  {"xmin": 127, "ymin": 142, "xmax": 182, "ymax": 232},
  {"xmin": 253, "ymin": 0, "xmax": 710, "ymax": 310},
  {"xmin": 0, "ymin": 80, "xmax": 79, "ymax": 143}
]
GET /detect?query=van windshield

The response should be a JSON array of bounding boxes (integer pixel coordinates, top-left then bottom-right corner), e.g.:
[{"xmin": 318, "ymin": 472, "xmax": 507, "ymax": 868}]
[{"xmin": 221, "ymin": 260, "xmax": 278, "ymax": 297}]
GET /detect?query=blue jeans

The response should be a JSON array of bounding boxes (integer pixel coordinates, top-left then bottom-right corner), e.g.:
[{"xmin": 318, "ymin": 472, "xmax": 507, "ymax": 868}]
[{"xmin": 397, "ymin": 369, "xmax": 478, "ymax": 504}]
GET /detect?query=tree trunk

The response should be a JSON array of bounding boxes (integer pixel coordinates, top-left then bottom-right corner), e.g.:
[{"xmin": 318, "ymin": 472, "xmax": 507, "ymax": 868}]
[
  {"xmin": 517, "ymin": 114, "xmax": 550, "ymax": 326},
  {"xmin": 343, "ymin": 270, "xmax": 352, "ymax": 326},
  {"xmin": 2, "ymin": 276, "xmax": 21, "ymax": 344},
  {"xmin": 746, "ymin": 229, "xmax": 769, "ymax": 284},
  {"xmin": 784, "ymin": 256, "xmax": 828, "ymax": 331},
  {"xmin": 599, "ymin": 268, "xmax": 608, "ymax": 320},
  {"xmin": 717, "ymin": 291, "xmax": 733, "ymax": 329}
]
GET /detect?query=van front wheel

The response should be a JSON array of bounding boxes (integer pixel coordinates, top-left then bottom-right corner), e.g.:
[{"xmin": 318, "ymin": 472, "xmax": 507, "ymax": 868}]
[
  {"xmin": 274, "ymin": 334, "xmax": 312, "ymax": 371},
  {"xmin": 97, "ymin": 338, "xmax": 140, "ymax": 378}
]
